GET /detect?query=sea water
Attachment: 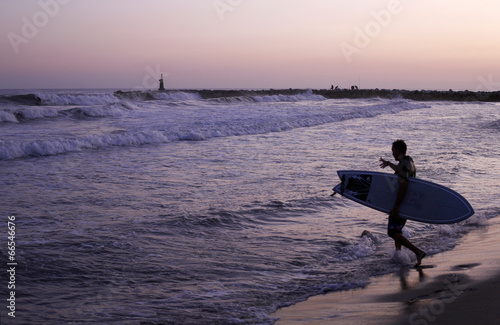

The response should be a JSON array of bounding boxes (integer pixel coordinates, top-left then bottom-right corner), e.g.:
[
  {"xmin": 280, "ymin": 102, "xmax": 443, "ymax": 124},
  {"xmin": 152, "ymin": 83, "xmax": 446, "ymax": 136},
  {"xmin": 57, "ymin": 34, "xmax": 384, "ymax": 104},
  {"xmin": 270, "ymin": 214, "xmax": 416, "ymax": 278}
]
[{"xmin": 0, "ymin": 89, "xmax": 499, "ymax": 324}]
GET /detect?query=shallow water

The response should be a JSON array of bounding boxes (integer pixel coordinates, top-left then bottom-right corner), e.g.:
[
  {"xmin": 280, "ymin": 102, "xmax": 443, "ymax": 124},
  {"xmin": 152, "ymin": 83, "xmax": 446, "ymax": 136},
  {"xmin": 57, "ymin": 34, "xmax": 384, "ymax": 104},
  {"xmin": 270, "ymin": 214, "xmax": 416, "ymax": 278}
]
[{"xmin": 1, "ymin": 90, "xmax": 499, "ymax": 324}]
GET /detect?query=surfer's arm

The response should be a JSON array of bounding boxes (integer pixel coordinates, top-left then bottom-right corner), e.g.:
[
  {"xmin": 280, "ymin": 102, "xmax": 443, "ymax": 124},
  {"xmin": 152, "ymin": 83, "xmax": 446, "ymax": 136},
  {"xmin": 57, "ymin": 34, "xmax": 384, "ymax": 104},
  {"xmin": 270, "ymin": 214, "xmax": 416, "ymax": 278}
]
[
  {"xmin": 391, "ymin": 179, "xmax": 408, "ymax": 218},
  {"xmin": 379, "ymin": 158, "xmax": 397, "ymax": 172}
]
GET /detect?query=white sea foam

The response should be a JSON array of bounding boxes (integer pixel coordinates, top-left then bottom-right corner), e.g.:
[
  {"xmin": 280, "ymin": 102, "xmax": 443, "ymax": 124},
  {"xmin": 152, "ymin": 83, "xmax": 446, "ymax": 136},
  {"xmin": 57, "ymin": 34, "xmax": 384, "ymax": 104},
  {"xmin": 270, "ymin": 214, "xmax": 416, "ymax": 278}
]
[
  {"xmin": 68, "ymin": 104, "xmax": 130, "ymax": 117},
  {"xmin": 206, "ymin": 89, "xmax": 326, "ymax": 104},
  {"xmin": 252, "ymin": 89, "xmax": 325, "ymax": 102},
  {"xmin": 0, "ymin": 107, "xmax": 60, "ymax": 123},
  {"xmin": 0, "ymin": 99, "xmax": 428, "ymax": 159},
  {"xmin": 154, "ymin": 91, "xmax": 202, "ymax": 101},
  {"xmin": 0, "ymin": 131, "xmax": 170, "ymax": 160},
  {"xmin": 0, "ymin": 104, "xmax": 130, "ymax": 123},
  {"xmin": 0, "ymin": 110, "xmax": 19, "ymax": 123}
]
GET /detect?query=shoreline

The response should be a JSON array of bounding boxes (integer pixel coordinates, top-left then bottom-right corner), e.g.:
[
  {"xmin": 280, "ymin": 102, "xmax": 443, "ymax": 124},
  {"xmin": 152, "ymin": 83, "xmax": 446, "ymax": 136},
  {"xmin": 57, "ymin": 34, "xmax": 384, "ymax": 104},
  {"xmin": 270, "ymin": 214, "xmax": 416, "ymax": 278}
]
[{"xmin": 272, "ymin": 217, "xmax": 500, "ymax": 324}]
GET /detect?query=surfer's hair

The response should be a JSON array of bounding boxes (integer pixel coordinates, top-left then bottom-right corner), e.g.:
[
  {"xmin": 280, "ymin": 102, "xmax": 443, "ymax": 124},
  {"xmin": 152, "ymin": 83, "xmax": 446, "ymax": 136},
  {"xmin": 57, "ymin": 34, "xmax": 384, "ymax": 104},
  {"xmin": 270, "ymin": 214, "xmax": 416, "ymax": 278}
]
[{"xmin": 392, "ymin": 139, "xmax": 407, "ymax": 154}]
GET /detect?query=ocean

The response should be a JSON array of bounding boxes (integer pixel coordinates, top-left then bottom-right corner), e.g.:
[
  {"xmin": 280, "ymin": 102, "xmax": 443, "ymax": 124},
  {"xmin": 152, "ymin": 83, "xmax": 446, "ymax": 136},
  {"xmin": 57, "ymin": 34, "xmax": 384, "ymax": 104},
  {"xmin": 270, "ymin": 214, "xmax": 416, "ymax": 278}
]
[{"xmin": 1, "ymin": 89, "xmax": 499, "ymax": 324}]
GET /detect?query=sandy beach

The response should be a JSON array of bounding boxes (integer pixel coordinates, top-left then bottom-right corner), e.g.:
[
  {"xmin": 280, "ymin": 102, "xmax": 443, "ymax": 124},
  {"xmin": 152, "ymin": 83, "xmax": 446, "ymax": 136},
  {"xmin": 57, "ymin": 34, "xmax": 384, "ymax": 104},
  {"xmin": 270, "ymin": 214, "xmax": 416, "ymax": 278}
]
[{"xmin": 272, "ymin": 216, "xmax": 500, "ymax": 325}]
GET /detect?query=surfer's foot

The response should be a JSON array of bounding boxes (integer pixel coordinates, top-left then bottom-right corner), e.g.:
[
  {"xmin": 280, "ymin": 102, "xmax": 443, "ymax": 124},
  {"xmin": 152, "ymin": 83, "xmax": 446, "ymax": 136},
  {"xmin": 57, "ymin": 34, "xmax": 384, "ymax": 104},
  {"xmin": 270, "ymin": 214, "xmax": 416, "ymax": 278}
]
[{"xmin": 414, "ymin": 251, "xmax": 426, "ymax": 267}]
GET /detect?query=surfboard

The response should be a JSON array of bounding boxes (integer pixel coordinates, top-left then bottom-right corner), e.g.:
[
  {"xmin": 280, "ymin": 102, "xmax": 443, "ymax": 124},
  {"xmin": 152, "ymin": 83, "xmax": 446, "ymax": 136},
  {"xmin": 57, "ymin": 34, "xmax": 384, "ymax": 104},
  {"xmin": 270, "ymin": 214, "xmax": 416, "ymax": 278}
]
[{"xmin": 332, "ymin": 170, "xmax": 474, "ymax": 224}]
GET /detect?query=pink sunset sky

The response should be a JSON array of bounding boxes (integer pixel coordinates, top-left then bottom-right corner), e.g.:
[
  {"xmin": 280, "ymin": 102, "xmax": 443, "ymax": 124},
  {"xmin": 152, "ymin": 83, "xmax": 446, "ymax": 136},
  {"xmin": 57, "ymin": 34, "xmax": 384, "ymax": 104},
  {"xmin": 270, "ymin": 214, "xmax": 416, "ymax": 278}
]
[{"xmin": 1, "ymin": 0, "xmax": 499, "ymax": 90}]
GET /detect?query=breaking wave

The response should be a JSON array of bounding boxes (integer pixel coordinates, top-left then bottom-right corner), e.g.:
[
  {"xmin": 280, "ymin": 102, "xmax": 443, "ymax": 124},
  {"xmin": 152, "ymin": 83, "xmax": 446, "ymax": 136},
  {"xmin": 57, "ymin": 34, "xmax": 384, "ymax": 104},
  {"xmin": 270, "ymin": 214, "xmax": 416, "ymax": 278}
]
[
  {"xmin": 36, "ymin": 93, "xmax": 122, "ymax": 106},
  {"xmin": 206, "ymin": 89, "xmax": 326, "ymax": 104},
  {"xmin": 0, "ymin": 131, "xmax": 170, "ymax": 160},
  {"xmin": 485, "ymin": 119, "xmax": 500, "ymax": 130},
  {"xmin": 1, "ymin": 89, "xmax": 330, "ymax": 112},
  {"xmin": 0, "ymin": 99, "xmax": 427, "ymax": 160},
  {"xmin": 0, "ymin": 102, "xmax": 135, "ymax": 122}
]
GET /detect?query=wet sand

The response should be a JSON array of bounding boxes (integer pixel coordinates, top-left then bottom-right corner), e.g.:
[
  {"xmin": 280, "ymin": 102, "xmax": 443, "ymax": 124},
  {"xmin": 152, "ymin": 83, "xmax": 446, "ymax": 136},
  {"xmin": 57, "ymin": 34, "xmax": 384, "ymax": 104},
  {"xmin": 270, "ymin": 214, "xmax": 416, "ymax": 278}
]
[{"xmin": 272, "ymin": 217, "xmax": 500, "ymax": 325}]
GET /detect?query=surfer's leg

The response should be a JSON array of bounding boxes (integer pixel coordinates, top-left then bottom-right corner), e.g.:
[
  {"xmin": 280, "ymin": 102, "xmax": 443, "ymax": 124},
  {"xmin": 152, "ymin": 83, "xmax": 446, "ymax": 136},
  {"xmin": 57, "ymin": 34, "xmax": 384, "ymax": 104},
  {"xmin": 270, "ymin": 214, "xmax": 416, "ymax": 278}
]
[
  {"xmin": 395, "ymin": 241, "xmax": 402, "ymax": 250},
  {"xmin": 388, "ymin": 218, "xmax": 404, "ymax": 251},
  {"xmin": 415, "ymin": 251, "xmax": 426, "ymax": 267},
  {"xmin": 388, "ymin": 218, "xmax": 426, "ymax": 266},
  {"xmin": 390, "ymin": 233, "xmax": 426, "ymax": 266}
]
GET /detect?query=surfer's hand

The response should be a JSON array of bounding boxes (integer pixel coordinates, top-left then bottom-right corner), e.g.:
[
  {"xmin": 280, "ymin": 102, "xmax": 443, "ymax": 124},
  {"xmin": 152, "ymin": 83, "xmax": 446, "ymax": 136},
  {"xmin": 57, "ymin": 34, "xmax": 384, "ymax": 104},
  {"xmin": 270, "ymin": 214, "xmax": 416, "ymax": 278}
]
[{"xmin": 379, "ymin": 158, "xmax": 389, "ymax": 169}]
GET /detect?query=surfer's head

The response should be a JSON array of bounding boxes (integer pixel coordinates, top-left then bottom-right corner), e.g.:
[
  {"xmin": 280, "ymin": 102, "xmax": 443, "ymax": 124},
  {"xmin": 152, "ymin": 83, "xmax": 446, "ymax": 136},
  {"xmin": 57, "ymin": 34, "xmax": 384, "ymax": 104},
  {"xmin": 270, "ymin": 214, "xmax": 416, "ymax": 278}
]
[{"xmin": 392, "ymin": 139, "xmax": 407, "ymax": 160}]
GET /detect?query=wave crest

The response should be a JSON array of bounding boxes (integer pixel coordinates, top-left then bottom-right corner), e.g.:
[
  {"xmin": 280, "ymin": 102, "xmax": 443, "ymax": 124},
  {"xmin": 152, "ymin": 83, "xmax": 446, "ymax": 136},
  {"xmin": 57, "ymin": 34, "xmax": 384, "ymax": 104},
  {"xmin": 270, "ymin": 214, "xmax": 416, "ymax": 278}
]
[
  {"xmin": 0, "ymin": 130, "xmax": 170, "ymax": 160},
  {"xmin": 485, "ymin": 119, "xmax": 500, "ymax": 130},
  {"xmin": 0, "ymin": 100, "xmax": 428, "ymax": 160},
  {"xmin": 0, "ymin": 102, "xmax": 134, "ymax": 123},
  {"xmin": 36, "ymin": 93, "xmax": 121, "ymax": 106}
]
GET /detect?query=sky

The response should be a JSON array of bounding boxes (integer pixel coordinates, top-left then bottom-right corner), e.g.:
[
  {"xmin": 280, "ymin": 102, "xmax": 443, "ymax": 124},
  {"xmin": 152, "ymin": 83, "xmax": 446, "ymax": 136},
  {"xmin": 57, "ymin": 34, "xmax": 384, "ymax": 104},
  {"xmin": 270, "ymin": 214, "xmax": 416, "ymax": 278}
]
[{"xmin": 1, "ymin": 0, "xmax": 499, "ymax": 90}]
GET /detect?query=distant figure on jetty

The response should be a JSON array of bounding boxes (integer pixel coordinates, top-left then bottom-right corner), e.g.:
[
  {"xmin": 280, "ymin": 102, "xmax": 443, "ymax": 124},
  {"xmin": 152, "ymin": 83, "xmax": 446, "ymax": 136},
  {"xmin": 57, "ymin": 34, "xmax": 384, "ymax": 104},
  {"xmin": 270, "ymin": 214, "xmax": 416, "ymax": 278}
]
[{"xmin": 158, "ymin": 74, "xmax": 165, "ymax": 91}]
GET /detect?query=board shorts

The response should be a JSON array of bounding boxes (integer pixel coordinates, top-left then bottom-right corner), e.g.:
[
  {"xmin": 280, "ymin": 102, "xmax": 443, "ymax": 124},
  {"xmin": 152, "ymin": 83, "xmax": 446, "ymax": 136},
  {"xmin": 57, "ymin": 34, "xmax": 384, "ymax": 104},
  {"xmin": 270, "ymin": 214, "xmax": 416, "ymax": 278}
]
[{"xmin": 387, "ymin": 216, "xmax": 407, "ymax": 237}]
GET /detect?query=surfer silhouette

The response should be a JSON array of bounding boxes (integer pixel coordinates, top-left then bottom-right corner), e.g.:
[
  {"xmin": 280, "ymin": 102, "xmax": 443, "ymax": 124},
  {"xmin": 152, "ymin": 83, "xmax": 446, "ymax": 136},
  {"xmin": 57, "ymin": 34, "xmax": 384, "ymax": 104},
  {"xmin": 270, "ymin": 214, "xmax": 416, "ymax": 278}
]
[{"xmin": 379, "ymin": 140, "xmax": 426, "ymax": 267}]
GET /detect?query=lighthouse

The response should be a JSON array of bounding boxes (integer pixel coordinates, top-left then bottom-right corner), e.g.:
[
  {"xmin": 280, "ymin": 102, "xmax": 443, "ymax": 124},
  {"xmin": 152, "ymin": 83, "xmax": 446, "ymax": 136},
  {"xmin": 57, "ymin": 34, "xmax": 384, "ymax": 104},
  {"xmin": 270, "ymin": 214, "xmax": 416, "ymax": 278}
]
[{"xmin": 158, "ymin": 74, "xmax": 165, "ymax": 91}]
